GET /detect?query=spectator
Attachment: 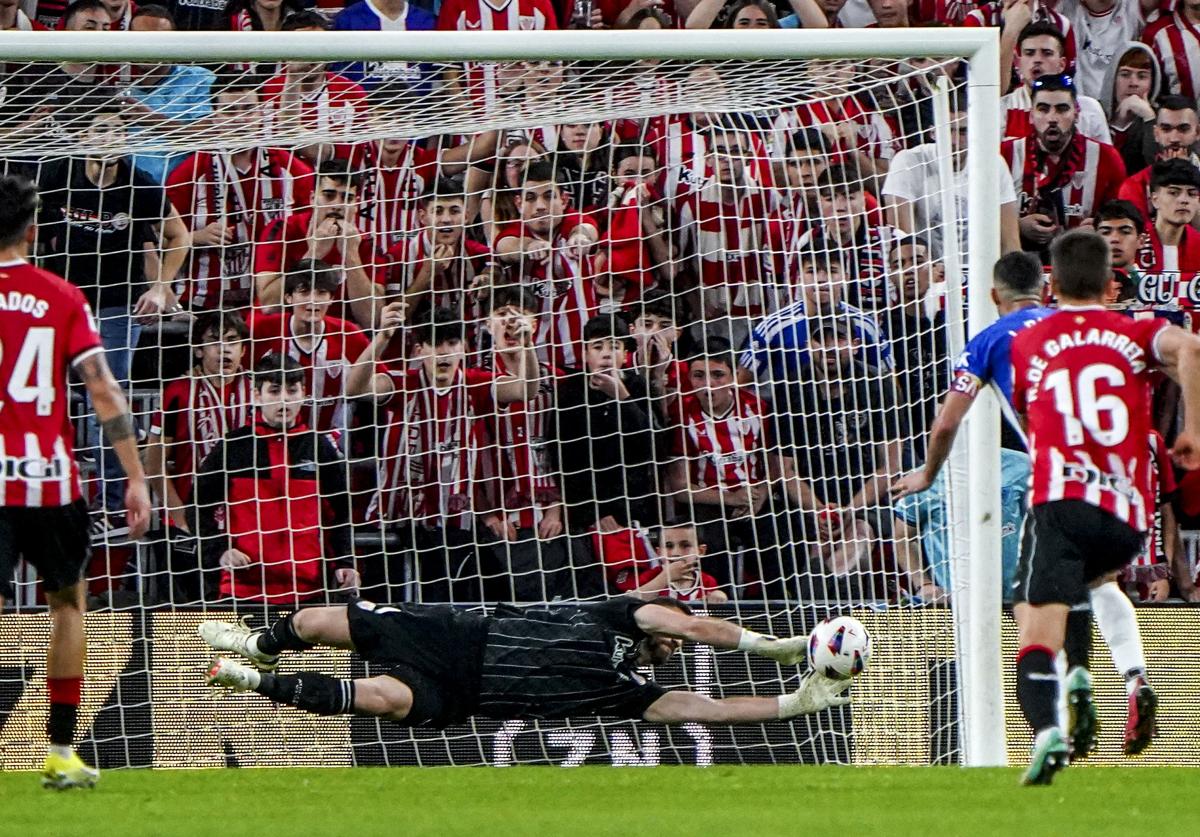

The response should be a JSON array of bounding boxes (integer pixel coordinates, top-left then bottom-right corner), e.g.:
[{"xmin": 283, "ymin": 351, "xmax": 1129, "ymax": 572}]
[
  {"xmin": 883, "ymin": 236, "xmax": 948, "ymax": 464},
  {"xmin": 166, "ymin": 72, "xmax": 315, "ymax": 311},
  {"xmin": 676, "ymin": 123, "xmax": 774, "ymax": 343},
  {"xmin": 549, "ymin": 267, "xmax": 640, "ymax": 369},
  {"xmin": 493, "ymin": 159, "xmax": 600, "ymax": 336},
  {"xmin": 1147, "ymin": 0, "xmax": 1200, "ymax": 100},
  {"xmin": 1099, "ymin": 44, "xmax": 1160, "ymax": 168},
  {"xmin": 686, "ymin": 0, "xmax": 827, "ymax": 30},
  {"xmin": 437, "ymin": 0, "xmax": 559, "ymax": 108},
  {"xmin": 36, "ymin": 104, "xmax": 189, "ymax": 540},
  {"xmin": 146, "ymin": 311, "xmax": 255, "ymax": 602},
  {"xmin": 553, "ymin": 314, "xmax": 663, "ymax": 538},
  {"xmin": 738, "ymin": 247, "xmax": 893, "ymax": 394},
  {"xmin": 1116, "ymin": 95, "xmax": 1200, "ymax": 223},
  {"xmin": 101, "ymin": 0, "xmax": 135, "ymax": 29},
  {"xmin": 384, "ymin": 179, "xmax": 490, "ymax": 328},
  {"xmin": 1095, "ymin": 199, "xmax": 1146, "ymax": 302},
  {"xmin": 331, "ymin": 0, "xmax": 436, "ymax": 94},
  {"xmin": 261, "ymin": 11, "xmax": 369, "ymax": 166},
  {"xmin": 969, "ymin": 0, "xmax": 1078, "ymax": 77},
  {"xmin": 883, "ymin": 92, "xmax": 1021, "ymax": 257},
  {"xmin": 254, "ymin": 158, "xmax": 382, "ymax": 327},
  {"xmin": 1, "ymin": 0, "xmax": 47, "ymax": 28},
  {"xmin": 471, "ymin": 135, "xmax": 545, "ymax": 244},
  {"xmin": 553, "ymin": 121, "xmax": 611, "ymax": 216},
  {"xmin": 626, "ymin": 287, "xmax": 689, "ymax": 408},
  {"xmin": 226, "ymin": 0, "xmax": 307, "ymax": 30},
  {"xmin": 602, "ymin": 143, "xmax": 672, "ymax": 289},
  {"xmin": 195, "ymin": 353, "xmax": 360, "ymax": 609},
  {"xmin": 1055, "ymin": 0, "xmax": 1156, "ymax": 100},
  {"xmin": 248, "ymin": 259, "xmax": 375, "ymax": 436},
  {"xmin": 1129, "ymin": 159, "xmax": 1200, "ymax": 307},
  {"xmin": 476, "ymin": 286, "xmax": 574, "ymax": 602},
  {"xmin": 1002, "ymin": 22, "xmax": 1111, "ymax": 143},
  {"xmin": 1000, "ymin": 74, "xmax": 1126, "ymax": 256},
  {"xmin": 774, "ymin": 318, "xmax": 905, "ymax": 597},
  {"xmin": 627, "ymin": 518, "xmax": 729, "ymax": 603},
  {"xmin": 665, "ymin": 337, "xmax": 803, "ymax": 597},
  {"xmin": 348, "ymin": 306, "xmax": 539, "ymax": 603},
  {"xmin": 864, "ymin": 0, "xmax": 906, "ymax": 26},
  {"xmin": 798, "ymin": 164, "xmax": 899, "ymax": 313},
  {"xmin": 120, "ymin": 5, "xmax": 216, "ymax": 183}
]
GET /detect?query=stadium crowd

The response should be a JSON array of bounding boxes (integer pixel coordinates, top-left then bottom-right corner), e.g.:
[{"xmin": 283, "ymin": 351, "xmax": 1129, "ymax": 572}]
[{"xmin": 2, "ymin": 0, "xmax": 1200, "ymax": 612}]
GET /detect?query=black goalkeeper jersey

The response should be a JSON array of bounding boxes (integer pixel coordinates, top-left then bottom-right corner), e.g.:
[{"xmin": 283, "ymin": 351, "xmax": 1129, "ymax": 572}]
[{"xmin": 473, "ymin": 598, "xmax": 668, "ymax": 721}]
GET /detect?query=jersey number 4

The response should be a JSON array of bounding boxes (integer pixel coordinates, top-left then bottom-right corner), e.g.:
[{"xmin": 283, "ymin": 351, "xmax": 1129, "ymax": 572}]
[
  {"xmin": 7, "ymin": 327, "xmax": 57, "ymax": 417},
  {"xmin": 1043, "ymin": 363, "xmax": 1129, "ymax": 447}
]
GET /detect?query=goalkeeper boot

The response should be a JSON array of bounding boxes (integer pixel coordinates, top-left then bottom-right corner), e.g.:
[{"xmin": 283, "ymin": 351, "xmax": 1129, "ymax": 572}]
[
  {"xmin": 1123, "ymin": 677, "xmax": 1158, "ymax": 756},
  {"xmin": 1021, "ymin": 727, "xmax": 1069, "ymax": 786},
  {"xmin": 41, "ymin": 748, "xmax": 99, "ymax": 790},
  {"xmin": 206, "ymin": 657, "xmax": 262, "ymax": 693},
  {"xmin": 1065, "ymin": 666, "xmax": 1097, "ymax": 762},
  {"xmin": 199, "ymin": 618, "xmax": 279, "ymax": 671}
]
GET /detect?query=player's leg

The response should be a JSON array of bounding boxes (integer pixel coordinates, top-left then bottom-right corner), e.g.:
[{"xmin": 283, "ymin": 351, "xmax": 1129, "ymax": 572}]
[
  {"xmin": 206, "ymin": 659, "xmax": 414, "ymax": 720},
  {"xmin": 199, "ymin": 605, "xmax": 353, "ymax": 669},
  {"xmin": 1062, "ymin": 604, "xmax": 1097, "ymax": 761},
  {"xmin": 1089, "ymin": 573, "xmax": 1157, "ymax": 755}
]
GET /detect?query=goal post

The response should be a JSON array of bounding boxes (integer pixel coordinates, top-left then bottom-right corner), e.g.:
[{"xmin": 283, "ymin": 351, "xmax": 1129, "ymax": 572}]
[{"xmin": 0, "ymin": 27, "xmax": 1004, "ymax": 767}]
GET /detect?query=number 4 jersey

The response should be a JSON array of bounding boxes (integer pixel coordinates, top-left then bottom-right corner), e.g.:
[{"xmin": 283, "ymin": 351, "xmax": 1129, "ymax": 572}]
[
  {"xmin": 0, "ymin": 258, "xmax": 102, "ymax": 507},
  {"xmin": 1011, "ymin": 305, "xmax": 1168, "ymax": 532}
]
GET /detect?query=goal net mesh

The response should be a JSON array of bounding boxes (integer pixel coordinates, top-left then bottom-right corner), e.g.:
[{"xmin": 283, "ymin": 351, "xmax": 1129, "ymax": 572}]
[{"xmin": 0, "ymin": 52, "xmax": 976, "ymax": 767}]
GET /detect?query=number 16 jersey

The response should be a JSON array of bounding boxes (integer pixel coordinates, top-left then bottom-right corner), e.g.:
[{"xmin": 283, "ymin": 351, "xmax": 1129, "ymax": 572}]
[
  {"xmin": 0, "ymin": 258, "xmax": 102, "ymax": 507},
  {"xmin": 1011, "ymin": 305, "xmax": 1168, "ymax": 533}
]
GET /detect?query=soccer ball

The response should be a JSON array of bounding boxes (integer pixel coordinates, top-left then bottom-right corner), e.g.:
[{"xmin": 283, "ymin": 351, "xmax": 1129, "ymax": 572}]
[{"xmin": 807, "ymin": 616, "xmax": 872, "ymax": 680}]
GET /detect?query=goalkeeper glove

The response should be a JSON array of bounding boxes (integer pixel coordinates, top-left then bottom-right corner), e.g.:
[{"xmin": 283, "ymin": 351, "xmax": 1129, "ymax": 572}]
[
  {"xmin": 737, "ymin": 629, "xmax": 807, "ymax": 666},
  {"xmin": 777, "ymin": 673, "xmax": 852, "ymax": 719}
]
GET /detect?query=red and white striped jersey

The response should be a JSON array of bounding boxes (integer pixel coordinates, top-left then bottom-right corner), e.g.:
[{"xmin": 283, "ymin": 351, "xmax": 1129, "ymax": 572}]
[
  {"xmin": 773, "ymin": 98, "xmax": 900, "ymax": 169},
  {"xmin": 1011, "ymin": 307, "xmax": 1168, "ymax": 531},
  {"xmin": 675, "ymin": 180, "xmax": 773, "ymax": 317},
  {"xmin": 248, "ymin": 314, "xmax": 373, "ymax": 434},
  {"xmin": 1148, "ymin": 12, "xmax": 1200, "ymax": 99},
  {"xmin": 1001, "ymin": 134, "xmax": 1126, "ymax": 229},
  {"xmin": 437, "ymin": 0, "xmax": 558, "ymax": 107},
  {"xmin": 1134, "ymin": 430, "xmax": 1177, "ymax": 566},
  {"xmin": 670, "ymin": 389, "xmax": 769, "ymax": 492},
  {"xmin": 648, "ymin": 116, "xmax": 774, "ymax": 204},
  {"xmin": 357, "ymin": 140, "xmax": 441, "ymax": 255},
  {"xmin": 166, "ymin": 149, "xmax": 315, "ymax": 310},
  {"xmin": 0, "ymin": 259, "xmax": 102, "ymax": 508},
  {"xmin": 478, "ymin": 353, "xmax": 561, "ymax": 530},
  {"xmin": 369, "ymin": 365, "xmax": 497, "ymax": 528},
  {"xmin": 149, "ymin": 372, "xmax": 255, "ymax": 503},
  {"xmin": 384, "ymin": 232, "xmax": 491, "ymax": 313},
  {"xmin": 548, "ymin": 275, "xmax": 639, "ymax": 369},
  {"xmin": 1133, "ymin": 223, "xmax": 1200, "ymax": 303},
  {"xmin": 261, "ymin": 71, "xmax": 369, "ymax": 139},
  {"xmin": 493, "ymin": 211, "xmax": 598, "ymax": 321}
]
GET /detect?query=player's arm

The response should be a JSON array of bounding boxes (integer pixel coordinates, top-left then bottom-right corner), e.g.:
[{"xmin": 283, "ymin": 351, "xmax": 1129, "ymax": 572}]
[
  {"xmin": 1153, "ymin": 327, "xmax": 1200, "ymax": 467},
  {"xmin": 890, "ymin": 389, "xmax": 974, "ymax": 499},
  {"xmin": 75, "ymin": 352, "xmax": 151, "ymax": 539},
  {"xmin": 633, "ymin": 602, "xmax": 807, "ymax": 664},
  {"xmin": 643, "ymin": 677, "xmax": 850, "ymax": 724}
]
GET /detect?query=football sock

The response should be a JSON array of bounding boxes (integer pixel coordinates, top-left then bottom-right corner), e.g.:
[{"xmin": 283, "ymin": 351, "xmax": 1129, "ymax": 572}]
[
  {"xmin": 1063, "ymin": 608, "xmax": 1092, "ymax": 672},
  {"xmin": 1090, "ymin": 581, "xmax": 1147, "ymax": 693},
  {"xmin": 252, "ymin": 612, "xmax": 314, "ymax": 657},
  {"xmin": 46, "ymin": 676, "xmax": 82, "ymax": 747},
  {"xmin": 1016, "ymin": 645, "xmax": 1059, "ymax": 733},
  {"xmin": 255, "ymin": 672, "xmax": 355, "ymax": 716}
]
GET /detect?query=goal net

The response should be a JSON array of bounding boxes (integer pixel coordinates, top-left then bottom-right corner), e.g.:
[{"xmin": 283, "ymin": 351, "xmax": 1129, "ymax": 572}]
[{"xmin": 0, "ymin": 30, "xmax": 1004, "ymax": 769}]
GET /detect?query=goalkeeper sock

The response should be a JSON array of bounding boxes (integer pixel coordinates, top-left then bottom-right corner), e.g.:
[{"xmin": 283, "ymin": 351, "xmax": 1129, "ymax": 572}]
[
  {"xmin": 46, "ymin": 676, "xmax": 82, "ymax": 746},
  {"xmin": 1016, "ymin": 645, "xmax": 1059, "ymax": 733},
  {"xmin": 1063, "ymin": 607, "xmax": 1092, "ymax": 671},
  {"xmin": 1090, "ymin": 581, "xmax": 1147, "ymax": 690},
  {"xmin": 253, "ymin": 612, "xmax": 314, "ymax": 657},
  {"xmin": 255, "ymin": 672, "xmax": 356, "ymax": 716}
]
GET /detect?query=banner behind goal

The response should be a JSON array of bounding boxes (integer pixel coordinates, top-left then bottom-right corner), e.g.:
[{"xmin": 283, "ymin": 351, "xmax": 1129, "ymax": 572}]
[{"xmin": 0, "ymin": 29, "xmax": 1003, "ymax": 767}]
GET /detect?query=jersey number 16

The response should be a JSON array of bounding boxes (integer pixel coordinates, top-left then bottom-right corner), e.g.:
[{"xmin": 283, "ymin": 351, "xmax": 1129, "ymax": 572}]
[{"xmin": 1043, "ymin": 362, "xmax": 1130, "ymax": 447}]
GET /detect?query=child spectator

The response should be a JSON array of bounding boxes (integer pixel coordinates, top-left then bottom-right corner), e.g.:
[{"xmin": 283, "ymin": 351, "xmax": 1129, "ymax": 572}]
[
  {"xmin": 602, "ymin": 143, "xmax": 672, "ymax": 288},
  {"xmin": 195, "ymin": 353, "xmax": 359, "ymax": 609},
  {"xmin": 627, "ymin": 518, "xmax": 729, "ymax": 603}
]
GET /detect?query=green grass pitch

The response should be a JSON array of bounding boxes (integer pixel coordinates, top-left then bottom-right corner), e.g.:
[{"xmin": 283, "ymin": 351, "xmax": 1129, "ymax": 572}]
[{"xmin": 3, "ymin": 766, "xmax": 1199, "ymax": 837}]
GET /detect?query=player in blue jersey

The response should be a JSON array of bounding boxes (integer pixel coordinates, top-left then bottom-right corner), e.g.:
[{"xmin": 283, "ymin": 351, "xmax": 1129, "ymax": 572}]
[{"xmin": 891, "ymin": 251, "xmax": 1159, "ymax": 760}]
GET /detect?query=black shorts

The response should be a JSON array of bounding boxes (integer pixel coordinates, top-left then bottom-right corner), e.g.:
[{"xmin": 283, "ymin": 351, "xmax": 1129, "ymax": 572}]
[
  {"xmin": 346, "ymin": 599, "xmax": 488, "ymax": 728},
  {"xmin": 0, "ymin": 500, "xmax": 91, "ymax": 602},
  {"xmin": 1012, "ymin": 500, "xmax": 1146, "ymax": 607}
]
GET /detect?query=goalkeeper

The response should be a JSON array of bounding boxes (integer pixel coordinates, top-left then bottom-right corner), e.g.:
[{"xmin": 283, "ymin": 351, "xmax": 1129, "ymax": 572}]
[{"xmin": 202, "ymin": 597, "xmax": 851, "ymax": 726}]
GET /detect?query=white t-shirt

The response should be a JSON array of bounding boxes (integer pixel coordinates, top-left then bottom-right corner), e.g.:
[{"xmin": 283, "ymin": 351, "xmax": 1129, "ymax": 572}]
[
  {"xmin": 1058, "ymin": 0, "xmax": 1146, "ymax": 101},
  {"xmin": 881, "ymin": 143, "xmax": 1018, "ymax": 257}
]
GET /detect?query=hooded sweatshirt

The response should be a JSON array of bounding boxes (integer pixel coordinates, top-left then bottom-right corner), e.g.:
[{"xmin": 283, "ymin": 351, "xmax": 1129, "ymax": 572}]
[{"xmin": 1098, "ymin": 41, "xmax": 1163, "ymax": 171}]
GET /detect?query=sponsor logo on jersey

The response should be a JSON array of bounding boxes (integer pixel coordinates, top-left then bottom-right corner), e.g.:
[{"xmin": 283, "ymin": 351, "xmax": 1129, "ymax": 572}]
[{"xmin": 2, "ymin": 454, "xmax": 67, "ymax": 481}]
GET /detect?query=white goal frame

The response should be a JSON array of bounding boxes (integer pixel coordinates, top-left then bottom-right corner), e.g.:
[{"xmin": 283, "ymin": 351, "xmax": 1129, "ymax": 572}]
[{"xmin": 0, "ymin": 27, "xmax": 1005, "ymax": 767}]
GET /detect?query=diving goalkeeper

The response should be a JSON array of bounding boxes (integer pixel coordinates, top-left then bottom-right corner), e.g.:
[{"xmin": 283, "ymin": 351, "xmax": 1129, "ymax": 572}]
[{"xmin": 202, "ymin": 597, "xmax": 852, "ymax": 726}]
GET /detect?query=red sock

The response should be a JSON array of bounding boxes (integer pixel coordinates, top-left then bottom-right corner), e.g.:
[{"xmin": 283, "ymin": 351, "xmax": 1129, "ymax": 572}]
[{"xmin": 47, "ymin": 677, "xmax": 82, "ymax": 747}]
